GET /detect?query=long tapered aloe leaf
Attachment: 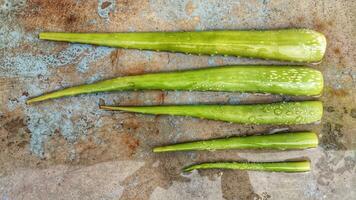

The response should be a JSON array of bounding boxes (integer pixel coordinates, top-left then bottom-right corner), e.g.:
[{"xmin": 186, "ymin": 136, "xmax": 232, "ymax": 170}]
[
  {"xmin": 39, "ymin": 29, "xmax": 326, "ymax": 62},
  {"xmin": 183, "ymin": 160, "xmax": 311, "ymax": 172},
  {"xmin": 27, "ymin": 66, "xmax": 323, "ymax": 104},
  {"xmin": 153, "ymin": 132, "xmax": 318, "ymax": 152},
  {"xmin": 100, "ymin": 101, "xmax": 323, "ymax": 125}
]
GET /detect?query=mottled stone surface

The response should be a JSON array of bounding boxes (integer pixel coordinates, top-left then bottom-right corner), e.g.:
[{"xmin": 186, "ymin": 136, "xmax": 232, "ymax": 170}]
[{"xmin": 0, "ymin": 0, "xmax": 355, "ymax": 199}]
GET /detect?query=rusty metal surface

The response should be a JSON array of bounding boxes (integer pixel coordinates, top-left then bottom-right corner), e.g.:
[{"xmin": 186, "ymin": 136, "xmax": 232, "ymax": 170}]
[{"xmin": 0, "ymin": 0, "xmax": 355, "ymax": 199}]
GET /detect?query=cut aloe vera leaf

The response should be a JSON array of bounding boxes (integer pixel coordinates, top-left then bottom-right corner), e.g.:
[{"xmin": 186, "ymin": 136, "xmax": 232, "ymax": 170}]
[
  {"xmin": 39, "ymin": 29, "xmax": 326, "ymax": 62},
  {"xmin": 100, "ymin": 101, "xmax": 323, "ymax": 125}
]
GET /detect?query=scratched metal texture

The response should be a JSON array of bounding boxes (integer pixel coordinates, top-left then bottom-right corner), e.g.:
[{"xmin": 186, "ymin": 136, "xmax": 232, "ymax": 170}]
[{"xmin": 0, "ymin": 0, "xmax": 355, "ymax": 199}]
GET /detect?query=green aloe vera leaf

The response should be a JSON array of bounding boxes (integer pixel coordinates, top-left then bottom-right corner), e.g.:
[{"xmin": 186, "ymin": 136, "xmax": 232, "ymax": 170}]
[
  {"xmin": 100, "ymin": 101, "xmax": 323, "ymax": 125},
  {"xmin": 27, "ymin": 66, "xmax": 323, "ymax": 104},
  {"xmin": 153, "ymin": 132, "xmax": 318, "ymax": 152},
  {"xmin": 183, "ymin": 160, "xmax": 311, "ymax": 173},
  {"xmin": 39, "ymin": 29, "xmax": 326, "ymax": 62}
]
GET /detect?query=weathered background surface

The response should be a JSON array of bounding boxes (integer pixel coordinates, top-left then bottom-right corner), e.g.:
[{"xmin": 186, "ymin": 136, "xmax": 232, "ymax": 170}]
[{"xmin": 0, "ymin": 0, "xmax": 355, "ymax": 199}]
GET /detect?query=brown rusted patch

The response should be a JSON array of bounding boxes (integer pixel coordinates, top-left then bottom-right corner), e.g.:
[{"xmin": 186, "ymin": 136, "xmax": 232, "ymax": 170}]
[
  {"xmin": 122, "ymin": 118, "xmax": 140, "ymax": 130},
  {"xmin": 43, "ymin": 132, "xmax": 71, "ymax": 163},
  {"xmin": 313, "ymin": 16, "xmax": 333, "ymax": 32},
  {"xmin": 55, "ymin": 124, "xmax": 141, "ymax": 165},
  {"xmin": 110, "ymin": 50, "xmax": 120, "ymax": 67},
  {"xmin": 2, "ymin": 117, "xmax": 26, "ymax": 134},
  {"xmin": 18, "ymin": 0, "xmax": 97, "ymax": 32},
  {"xmin": 56, "ymin": 65, "xmax": 77, "ymax": 74},
  {"xmin": 0, "ymin": 115, "xmax": 35, "ymax": 175},
  {"xmin": 157, "ymin": 91, "xmax": 166, "ymax": 104},
  {"xmin": 72, "ymin": 133, "xmax": 121, "ymax": 165},
  {"xmin": 39, "ymin": 116, "xmax": 134, "ymax": 165},
  {"xmin": 314, "ymin": 21, "xmax": 326, "ymax": 31},
  {"xmin": 297, "ymin": 16, "xmax": 305, "ymax": 23},
  {"xmin": 17, "ymin": 141, "xmax": 28, "ymax": 148},
  {"xmin": 329, "ymin": 88, "xmax": 349, "ymax": 97},
  {"xmin": 74, "ymin": 136, "xmax": 98, "ymax": 161},
  {"xmin": 22, "ymin": 91, "xmax": 29, "ymax": 97},
  {"xmin": 65, "ymin": 14, "xmax": 78, "ymax": 26},
  {"xmin": 327, "ymin": 45, "xmax": 348, "ymax": 66},
  {"xmin": 101, "ymin": 1, "xmax": 112, "ymax": 9},
  {"xmin": 333, "ymin": 47, "xmax": 341, "ymax": 55},
  {"xmin": 122, "ymin": 65, "xmax": 147, "ymax": 75},
  {"xmin": 115, "ymin": 0, "xmax": 141, "ymax": 16},
  {"xmin": 313, "ymin": 17, "xmax": 328, "ymax": 32},
  {"xmin": 120, "ymin": 133, "xmax": 140, "ymax": 156}
]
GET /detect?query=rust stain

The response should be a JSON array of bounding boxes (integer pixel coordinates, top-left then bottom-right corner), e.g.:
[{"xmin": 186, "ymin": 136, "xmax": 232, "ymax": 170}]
[
  {"xmin": 33, "ymin": 117, "xmax": 143, "ymax": 166},
  {"xmin": 329, "ymin": 88, "xmax": 349, "ymax": 97},
  {"xmin": 75, "ymin": 137, "xmax": 97, "ymax": 155},
  {"xmin": 157, "ymin": 91, "xmax": 165, "ymax": 104},
  {"xmin": 110, "ymin": 50, "xmax": 120, "ymax": 67},
  {"xmin": 122, "ymin": 118, "xmax": 140, "ymax": 130},
  {"xmin": 120, "ymin": 133, "xmax": 140, "ymax": 156},
  {"xmin": 101, "ymin": 1, "xmax": 112, "ymax": 9},
  {"xmin": 54, "ymin": 126, "xmax": 141, "ymax": 165},
  {"xmin": 333, "ymin": 47, "xmax": 341, "ymax": 55},
  {"xmin": 328, "ymin": 43, "xmax": 347, "ymax": 66},
  {"xmin": 313, "ymin": 16, "xmax": 333, "ymax": 32},
  {"xmin": 18, "ymin": 0, "xmax": 97, "ymax": 32},
  {"xmin": 43, "ymin": 132, "xmax": 71, "ymax": 163},
  {"xmin": 297, "ymin": 16, "xmax": 305, "ymax": 23},
  {"xmin": 314, "ymin": 21, "xmax": 326, "ymax": 31},
  {"xmin": 0, "ymin": 115, "xmax": 34, "ymax": 175},
  {"xmin": 115, "ymin": 0, "xmax": 142, "ymax": 16},
  {"xmin": 22, "ymin": 91, "xmax": 29, "ymax": 97},
  {"xmin": 120, "ymin": 64, "xmax": 145, "ymax": 76},
  {"xmin": 2, "ymin": 117, "xmax": 27, "ymax": 137},
  {"xmin": 72, "ymin": 132, "xmax": 122, "ymax": 165},
  {"xmin": 122, "ymin": 92, "xmax": 145, "ymax": 106},
  {"xmin": 122, "ymin": 65, "xmax": 147, "ymax": 75},
  {"xmin": 65, "ymin": 14, "xmax": 78, "ymax": 26},
  {"xmin": 289, "ymin": 16, "xmax": 305, "ymax": 26}
]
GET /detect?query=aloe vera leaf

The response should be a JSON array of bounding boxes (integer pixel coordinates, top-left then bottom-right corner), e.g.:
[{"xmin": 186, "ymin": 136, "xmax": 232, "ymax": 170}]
[
  {"xmin": 153, "ymin": 132, "xmax": 318, "ymax": 152},
  {"xmin": 39, "ymin": 29, "xmax": 326, "ymax": 62},
  {"xmin": 183, "ymin": 160, "xmax": 311, "ymax": 172},
  {"xmin": 100, "ymin": 101, "xmax": 323, "ymax": 125},
  {"xmin": 27, "ymin": 66, "xmax": 323, "ymax": 104}
]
